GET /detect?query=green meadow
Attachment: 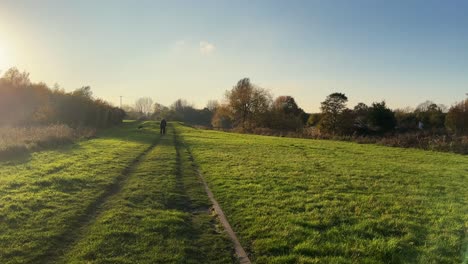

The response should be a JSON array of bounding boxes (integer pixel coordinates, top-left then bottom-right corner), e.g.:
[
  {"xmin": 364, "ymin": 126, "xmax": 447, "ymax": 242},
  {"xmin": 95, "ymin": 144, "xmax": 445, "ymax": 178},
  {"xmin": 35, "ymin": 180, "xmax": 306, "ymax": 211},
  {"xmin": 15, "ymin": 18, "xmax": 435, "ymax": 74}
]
[
  {"xmin": 0, "ymin": 122, "xmax": 232, "ymax": 264},
  {"xmin": 175, "ymin": 123, "xmax": 468, "ymax": 264},
  {"xmin": 0, "ymin": 121, "xmax": 467, "ymax": 263}
]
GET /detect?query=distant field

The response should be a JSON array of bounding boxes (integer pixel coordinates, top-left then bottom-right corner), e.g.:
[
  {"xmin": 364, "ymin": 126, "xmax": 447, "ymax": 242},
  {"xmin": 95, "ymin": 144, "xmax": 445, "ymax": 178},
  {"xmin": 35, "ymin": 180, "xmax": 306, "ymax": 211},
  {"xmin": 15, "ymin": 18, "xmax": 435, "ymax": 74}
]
[{"xmin": 176, "ymin": 123, "xmax": 468, "ymax": 263}]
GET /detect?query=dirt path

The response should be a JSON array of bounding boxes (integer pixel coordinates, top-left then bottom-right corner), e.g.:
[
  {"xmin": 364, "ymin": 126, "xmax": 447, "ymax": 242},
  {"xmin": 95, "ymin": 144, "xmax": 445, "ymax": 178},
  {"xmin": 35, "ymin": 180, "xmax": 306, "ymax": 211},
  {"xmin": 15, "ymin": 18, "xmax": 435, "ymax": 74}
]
[
  {"xmin": 179, "ymin": 138, "xmax": 252, "ymax": 264},
  {"xmin": 39, "ymin": 138, "xmax": 160, "ymax": 264}
]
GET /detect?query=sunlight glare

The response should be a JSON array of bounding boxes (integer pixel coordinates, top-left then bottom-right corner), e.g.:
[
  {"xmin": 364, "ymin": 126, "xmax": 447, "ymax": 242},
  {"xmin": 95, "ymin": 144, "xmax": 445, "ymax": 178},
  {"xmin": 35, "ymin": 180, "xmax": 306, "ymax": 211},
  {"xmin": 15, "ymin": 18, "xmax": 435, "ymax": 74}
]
[{"xmin": 0, "ymin": 43, "xmax": 9, "ymax": 72}]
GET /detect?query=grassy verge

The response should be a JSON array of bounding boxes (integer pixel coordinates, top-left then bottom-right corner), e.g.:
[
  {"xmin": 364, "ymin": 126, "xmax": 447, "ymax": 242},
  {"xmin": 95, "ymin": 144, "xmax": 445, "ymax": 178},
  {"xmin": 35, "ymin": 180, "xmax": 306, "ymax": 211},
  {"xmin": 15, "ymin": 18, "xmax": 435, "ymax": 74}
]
[
  {"xmin": 0, "ymin": 121, "xmax": 159, "ymax": 263},
  {"xmin": 61, "ymin": 124, "xmax": 233, "ymax": 263},
  {"xmin": 175, "ymin": 123, "xmax": 468, "ymax": 264}
]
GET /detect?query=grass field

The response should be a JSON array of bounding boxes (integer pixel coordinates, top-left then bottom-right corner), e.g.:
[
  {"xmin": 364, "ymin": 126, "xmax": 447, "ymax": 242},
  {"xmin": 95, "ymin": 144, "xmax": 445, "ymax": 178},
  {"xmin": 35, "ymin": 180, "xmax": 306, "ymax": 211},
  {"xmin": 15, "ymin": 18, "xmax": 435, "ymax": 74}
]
[
  {"xmin": 1, "ymin": 121, "xmax": 467, "ymax": 263},
  {"xmin": 175, "ymin": 123, "xmax": 468, "ymax": 264},
  {"xmin": 0, "ymin": 121, "xmax": 232, "ymax": 264}
]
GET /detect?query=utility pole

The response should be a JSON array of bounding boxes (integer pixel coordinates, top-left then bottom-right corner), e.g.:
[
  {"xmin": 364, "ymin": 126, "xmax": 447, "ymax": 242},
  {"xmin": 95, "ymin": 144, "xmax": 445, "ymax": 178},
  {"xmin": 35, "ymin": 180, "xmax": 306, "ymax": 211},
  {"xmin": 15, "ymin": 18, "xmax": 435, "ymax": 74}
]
[{"xmin": 120, "ymin": 96, "xmax": 123, "ymax": 108}]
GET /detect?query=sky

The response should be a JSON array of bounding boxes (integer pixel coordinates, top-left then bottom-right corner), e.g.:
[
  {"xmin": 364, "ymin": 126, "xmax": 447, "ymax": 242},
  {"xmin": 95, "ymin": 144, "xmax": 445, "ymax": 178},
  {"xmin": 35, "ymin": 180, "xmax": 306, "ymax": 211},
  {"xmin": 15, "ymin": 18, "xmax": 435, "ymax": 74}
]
[{"xmin": 0, "ymin": 0, "xmax": 467, "ymax": 112}]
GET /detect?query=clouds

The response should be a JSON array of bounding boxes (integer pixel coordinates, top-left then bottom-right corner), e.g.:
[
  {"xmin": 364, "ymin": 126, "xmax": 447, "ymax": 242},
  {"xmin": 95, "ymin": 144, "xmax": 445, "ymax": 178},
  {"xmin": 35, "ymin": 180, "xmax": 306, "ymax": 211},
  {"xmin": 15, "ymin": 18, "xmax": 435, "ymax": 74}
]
[
  {"xmin": 199, "ymin": 41, "xmax": 216, "ymax": 55},
  {"xmin": 171, "ymin": 40, "xmax": 216, "ymax": 55}
]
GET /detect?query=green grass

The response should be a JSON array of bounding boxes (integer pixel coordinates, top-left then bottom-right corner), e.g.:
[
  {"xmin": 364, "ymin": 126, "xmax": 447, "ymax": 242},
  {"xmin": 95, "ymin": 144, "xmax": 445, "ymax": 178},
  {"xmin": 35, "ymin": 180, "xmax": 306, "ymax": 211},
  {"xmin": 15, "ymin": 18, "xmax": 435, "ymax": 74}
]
[
  {"xmin": 0, "ymin": 121, "xmax": 232, "ymax": 264},
  {"xmin": 0, "ymin": 121, "xmax": 159, "ymax": 263},
  {"xmin": 62, "ymin": 125, "xmax": 232, "ymax": 263},
  {"xmin": 175, "ymin": 123, "xmax": 468, "ymax": 264},
  {"xmin": 2, "ymin": 121, "xmax": 466, "ymax": 263}
]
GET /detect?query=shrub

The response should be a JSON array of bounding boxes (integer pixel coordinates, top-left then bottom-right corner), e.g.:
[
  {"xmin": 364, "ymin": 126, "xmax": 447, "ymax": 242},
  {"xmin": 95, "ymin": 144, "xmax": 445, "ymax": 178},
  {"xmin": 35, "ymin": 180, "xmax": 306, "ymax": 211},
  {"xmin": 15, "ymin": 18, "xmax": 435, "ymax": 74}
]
[
  {"xmin": 445, "ymin": 99, "xmax": 468, "ymax": 134},
  {"xmin": 367, "ymin": 101, "xmax": 396, "ymax": 133}
]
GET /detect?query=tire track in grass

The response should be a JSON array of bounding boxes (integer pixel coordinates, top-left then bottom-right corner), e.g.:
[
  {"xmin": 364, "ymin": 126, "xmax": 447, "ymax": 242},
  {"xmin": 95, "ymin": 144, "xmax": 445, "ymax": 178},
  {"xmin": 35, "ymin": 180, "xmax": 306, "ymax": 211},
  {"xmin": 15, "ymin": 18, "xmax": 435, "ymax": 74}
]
[
  {"xmin": 175, "ymin": 128, "xmax": 251, "ymax": 264},
  {"xmin": 38, "ymin": 136, "xmax": 160, "ymax": 264},
  {"xmin": 63, "ymin": 125, "xmax": 233, "ymax": 263}
]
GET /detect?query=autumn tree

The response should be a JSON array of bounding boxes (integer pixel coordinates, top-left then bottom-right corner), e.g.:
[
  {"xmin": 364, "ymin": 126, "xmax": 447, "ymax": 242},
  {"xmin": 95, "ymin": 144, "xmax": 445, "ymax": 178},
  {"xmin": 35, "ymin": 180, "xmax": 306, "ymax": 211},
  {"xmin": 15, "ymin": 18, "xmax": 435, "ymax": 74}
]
[
  {"xmin": 212, "ymin": 104, "xmax": 233, "ymax": 129},
  {"xmin": 0, "ymin": 67, "xmax": 124, "ymax": 128},
  {"xmin": 269, "ymin": 96, "xmax": 305, "ymax": 130},
  {"xmin": 225, "ymin": 78, "xmax": 272, "ymax": 129},
  {"xmin": 152, "ymin": 102, "xmax": 170, "ymax": 120}
]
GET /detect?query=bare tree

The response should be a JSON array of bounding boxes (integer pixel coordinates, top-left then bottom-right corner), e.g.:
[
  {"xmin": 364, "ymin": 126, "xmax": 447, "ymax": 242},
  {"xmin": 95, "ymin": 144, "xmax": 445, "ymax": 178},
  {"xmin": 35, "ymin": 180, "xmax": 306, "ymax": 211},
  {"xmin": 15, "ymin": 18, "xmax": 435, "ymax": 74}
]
[
  {"xmin": 135, "ymin": 97, "xmax": 153, "ymax": 116},
  {"xmin": 1, "ymin": 67, "xmax": 30, "ymax": 87},
  {"xmin": 206, "ymin": 100, "xmax": 219, "ymax": 111}
]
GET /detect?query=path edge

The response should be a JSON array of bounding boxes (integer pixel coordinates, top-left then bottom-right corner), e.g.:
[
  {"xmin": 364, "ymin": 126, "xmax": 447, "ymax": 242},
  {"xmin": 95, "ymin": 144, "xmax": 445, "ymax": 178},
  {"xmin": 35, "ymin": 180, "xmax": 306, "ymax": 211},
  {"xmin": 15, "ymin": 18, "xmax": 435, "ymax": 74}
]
[{"xmin": 175, "ymin": 129, "xmax": 252, "ymax": 264}]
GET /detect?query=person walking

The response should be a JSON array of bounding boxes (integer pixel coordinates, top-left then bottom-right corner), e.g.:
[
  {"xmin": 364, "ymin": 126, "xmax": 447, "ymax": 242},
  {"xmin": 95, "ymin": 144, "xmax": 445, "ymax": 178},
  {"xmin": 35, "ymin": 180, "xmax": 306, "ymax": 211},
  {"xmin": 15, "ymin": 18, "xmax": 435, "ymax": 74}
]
[{"xmin": 160, "ymin": 119, "xmax": 167, "ymax": 135}]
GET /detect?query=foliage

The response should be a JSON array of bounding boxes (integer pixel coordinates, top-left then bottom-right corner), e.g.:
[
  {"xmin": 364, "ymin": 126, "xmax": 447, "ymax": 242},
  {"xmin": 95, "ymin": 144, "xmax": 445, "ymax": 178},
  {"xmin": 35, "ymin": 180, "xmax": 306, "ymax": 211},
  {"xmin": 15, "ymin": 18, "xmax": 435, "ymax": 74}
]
[
  {"xmin": 0, "ymin": 68, "xmax": 124, "ymax": 128},
  {"xmin": 415, "ymin": 101, "xmax": 446, "ymax": 130},
  {"xmin": 307, "ymin": 113, "xmax": 323, "ymax": 127},
  {"xmin": 266, "ymin": 96, "xmax": 306, "ymax": 131},
  {"xmin": 319, "ymin": 93, "xmax": 348, "ymax": 134},
  {"xmin": 166, "ymin": 99, "xmax": 213, "ymax": 126},
  {"xmin": 367, "ymin": 101, "xmax": 396, "ymax": 133},
  {"xmin": 445, "ymin": 99, "xmax": 468, "ymax": 134},
  {"xmin": 225, "ymin": 78, "xmax": 272, "ymax": 129},
  {"xmin": 394, "ymin": 108, "xmax": 418, "ymax": 132},
  {"xmin": 212, "ymin": 104, "xmax": 234, "ymax": 129},
  {"xmin": 273, "ymin": 96, "xmax": 303, "ymax": 116}
]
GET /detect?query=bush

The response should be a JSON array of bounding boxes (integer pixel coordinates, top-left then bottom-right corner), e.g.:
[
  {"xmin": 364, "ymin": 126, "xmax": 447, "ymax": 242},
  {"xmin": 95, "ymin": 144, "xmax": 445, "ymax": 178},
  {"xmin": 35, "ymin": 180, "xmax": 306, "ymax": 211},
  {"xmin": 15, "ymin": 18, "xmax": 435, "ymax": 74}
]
[
  {"xmin": 445, "ymin": 99, "xmax": 468, "ymax": 134},
  {"xmin": 367, "ymin": 101, "xmax": 396, "ymax": 133}
]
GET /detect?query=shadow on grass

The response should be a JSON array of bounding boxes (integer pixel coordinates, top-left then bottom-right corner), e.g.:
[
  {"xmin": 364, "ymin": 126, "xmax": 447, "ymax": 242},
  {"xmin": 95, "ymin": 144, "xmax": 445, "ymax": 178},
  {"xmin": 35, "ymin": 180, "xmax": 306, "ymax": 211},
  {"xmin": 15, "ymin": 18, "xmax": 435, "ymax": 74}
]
[
  {"xmin": 96, "ymin": 120, "xmax": 161, "ymax": 144},
  {"xmin": 0, "ymin": 121, "xmax": 162, "ymax": 165},
  {"xmin": 0, "ymin": 146, "xmax": 31, "ymax": 164}
]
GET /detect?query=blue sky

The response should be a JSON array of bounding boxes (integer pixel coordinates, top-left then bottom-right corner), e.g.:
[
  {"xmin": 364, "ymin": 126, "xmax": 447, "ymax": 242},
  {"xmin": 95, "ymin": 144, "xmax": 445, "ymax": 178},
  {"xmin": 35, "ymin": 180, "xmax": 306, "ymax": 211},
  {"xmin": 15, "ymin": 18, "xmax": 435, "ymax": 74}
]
[{"xmin": 0, "ymin": 0, "xmax": 467, "ymax": 111}]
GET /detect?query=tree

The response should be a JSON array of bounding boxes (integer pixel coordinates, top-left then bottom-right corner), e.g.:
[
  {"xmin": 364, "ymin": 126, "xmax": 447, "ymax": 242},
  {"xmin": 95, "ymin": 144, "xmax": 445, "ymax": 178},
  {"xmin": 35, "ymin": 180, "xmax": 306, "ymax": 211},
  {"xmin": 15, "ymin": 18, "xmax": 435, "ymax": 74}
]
[
  {"xmin": 319, "ymin": 93, "xmax": 348, "ymax": 133},
  {"xmin": 268, "ymin": 96, "xmax": 306, "ymax": 130},
  {"xmin": 206, "ymin": 100, "xmax": 219, "ymax": 112},
  {"xmin": 225, "ymin": 78, "xmax": 272, "ymax": 129},
  {"xmin": 212, "ymin": 104, "xmax": 233, "ymax": 129},
  {"xmin": 307, "ymin": 113, "xmax": 323, "ymax": 127},
  {"xmin": 0, "ymin": 68, "xmax": 124, "ymax": 127},
  {"xmin": 367, "ymin": 101, "xmax": 396, "ymax": 133},
  {"xmin": 445, "ymin": 99, "xmax": 468, "ymax": 134},
  {"xmin": 134, "ymin": 97, "xmax": 153, "ymax": 116},
  {"xmin": 353, "ymin": 103, "xmax": 369, "ymax": 132},
  {"xmin": 273, "ymin": 96, "xmax": 303, "ymax": 116},
  {"xmin": 415, "ymin": 101, "xmax": 446, "ymax": 129},
  {"xmin": 1, "ymin": 67, "xmax": 30, "ymax": 87},
  {"xmin": 72, "ymin": 86, "xmax": 93, "ymax": 98},
  {"xmin": 394, "ymin": 107, "xmax": 418, "ymax": 132},
  {"xmin": 152, "ymin": 102, "xmax": 170, "ymax": 120}
]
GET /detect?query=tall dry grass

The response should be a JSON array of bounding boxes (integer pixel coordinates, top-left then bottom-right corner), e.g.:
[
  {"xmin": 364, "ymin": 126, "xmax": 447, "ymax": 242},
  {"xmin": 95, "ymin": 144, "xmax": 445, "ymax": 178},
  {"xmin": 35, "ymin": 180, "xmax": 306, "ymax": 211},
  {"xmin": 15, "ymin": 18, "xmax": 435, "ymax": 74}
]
[{"xmin": 0, "ymin": 125, "xmax": 96, "ymax": 159}]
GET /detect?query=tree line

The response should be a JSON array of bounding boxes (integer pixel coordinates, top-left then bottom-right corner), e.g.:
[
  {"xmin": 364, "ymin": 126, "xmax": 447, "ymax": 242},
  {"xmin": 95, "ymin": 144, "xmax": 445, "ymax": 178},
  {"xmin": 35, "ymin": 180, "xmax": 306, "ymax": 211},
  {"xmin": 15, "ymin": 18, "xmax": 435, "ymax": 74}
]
[
  {"xmin": 0, "ymin": 68, "xmax": 125, "ymax": 128},
  {"xmin": 134, "ymin": 77, "xmax": 466, "ymax": 136}
]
